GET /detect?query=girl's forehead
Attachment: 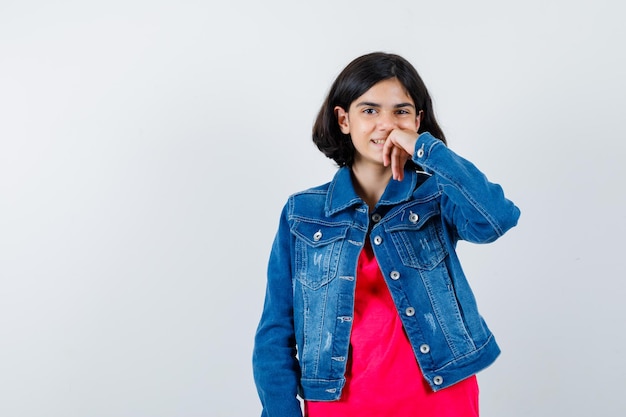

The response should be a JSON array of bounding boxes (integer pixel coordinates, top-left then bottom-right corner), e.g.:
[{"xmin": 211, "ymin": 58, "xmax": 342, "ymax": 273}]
[{"xmin": 353, "ymin": 78, "xmax": 414, "ymax": 105}]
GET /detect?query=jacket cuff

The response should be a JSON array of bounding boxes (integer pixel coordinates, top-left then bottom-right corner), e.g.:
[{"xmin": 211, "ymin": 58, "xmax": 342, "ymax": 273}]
[{"xmin": 413, "ymin": 131, "xmax": 443, "ymax": 162}]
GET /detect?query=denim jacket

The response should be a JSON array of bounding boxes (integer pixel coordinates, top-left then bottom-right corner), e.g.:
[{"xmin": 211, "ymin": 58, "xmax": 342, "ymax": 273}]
[{"xmin": 253, "ymin": 132, "xmax": 520, "ymax": 417}]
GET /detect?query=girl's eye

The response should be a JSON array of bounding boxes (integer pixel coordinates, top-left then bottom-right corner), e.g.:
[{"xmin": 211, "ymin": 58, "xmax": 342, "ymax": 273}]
[
  {"xmin": 396, "ymin": 109, "xmax": 410, "ymax": 115},
  {"xmin": 363, "ymin": 108, "xmax": 377, "ymax": 114}
]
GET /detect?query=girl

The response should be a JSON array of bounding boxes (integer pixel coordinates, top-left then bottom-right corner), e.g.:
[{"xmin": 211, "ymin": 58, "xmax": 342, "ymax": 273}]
[{"xmin": 252, "ymin": 52, "xmax": 520, "ymax": 417}]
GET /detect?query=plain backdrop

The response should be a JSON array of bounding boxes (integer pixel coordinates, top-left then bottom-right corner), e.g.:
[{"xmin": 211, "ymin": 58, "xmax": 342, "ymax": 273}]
[{"xmin": 1, "ymin": 1, "xmax": 625, "ymax": 416}]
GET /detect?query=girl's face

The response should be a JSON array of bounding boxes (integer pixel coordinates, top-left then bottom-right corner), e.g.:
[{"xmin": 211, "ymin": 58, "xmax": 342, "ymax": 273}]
[{"xmin": 335, "ymin": 77, "xmax": 421, "ymax": 170}]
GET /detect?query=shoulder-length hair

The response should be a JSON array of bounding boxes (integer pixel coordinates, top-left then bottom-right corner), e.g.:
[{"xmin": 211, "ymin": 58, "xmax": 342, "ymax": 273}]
[{"xmin": 312, "ymin": 52, "xmax": 446, "ymax": 167}]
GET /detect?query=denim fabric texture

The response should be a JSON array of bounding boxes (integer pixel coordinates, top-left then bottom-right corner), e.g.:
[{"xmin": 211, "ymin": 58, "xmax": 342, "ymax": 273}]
[{"xmin": 253, "ymin": 132, "xmax": 521, "ymax": 417}]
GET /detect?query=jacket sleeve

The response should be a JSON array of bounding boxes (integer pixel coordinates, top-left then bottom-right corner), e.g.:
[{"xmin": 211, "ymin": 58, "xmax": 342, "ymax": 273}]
[
  {"xmin": 252, "ymin": 202, "xmax": 303, "ymax": 417},
  {"xmin": 413, "ymin": 132, "xmax": 521, "ymax": 243}
]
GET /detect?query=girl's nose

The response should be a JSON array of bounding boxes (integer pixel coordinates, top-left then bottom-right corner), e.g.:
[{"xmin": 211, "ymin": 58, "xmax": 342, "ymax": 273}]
[{"xmin": 377, "ymin": 111, "xmax": 396, "ymax": 130}]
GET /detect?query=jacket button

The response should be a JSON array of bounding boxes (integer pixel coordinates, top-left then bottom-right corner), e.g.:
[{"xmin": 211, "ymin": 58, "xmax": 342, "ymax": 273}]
[
  {"xmin": 433, "ymin": 376, "xmax": 443, "ymax": 386},
  {"xmin": 371, "ymin": 213, "xmax": 382, "ymax": 222},
  {"xmin": 405, "ymin": 307, "xmax": 415, "ymax": 316},
  {"xmin": 390, "ymin": 271, "xmax": 400, "ymax": 280},
  {"xmin": 417, "ymin": 146, "xmax": 425, "ymax": 158},
  {"xmin": 419, "ymin": 344, "xmax": 430, "ymax": 354},
  {"xmin": 409, "ymin": 212, "xmax": 419, "ymax": 223},
  {"xmin": 373, "ymin": 236, "xmax": 383, "ymax": 245},
  {"xmin": 313, "ymin": 230, "xmax": 322, "ymax": 241}
]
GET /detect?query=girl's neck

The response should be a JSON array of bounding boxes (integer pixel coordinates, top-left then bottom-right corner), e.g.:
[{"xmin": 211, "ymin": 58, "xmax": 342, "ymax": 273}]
[{"xmin": 350, "ymin": 162, "xmax": 392, "ymax": 212}]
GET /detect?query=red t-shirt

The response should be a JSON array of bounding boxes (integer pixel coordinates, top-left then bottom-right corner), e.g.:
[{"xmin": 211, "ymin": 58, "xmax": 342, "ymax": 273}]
[{"xmin": 304, "ymin": 240, "xmax": 479, "ymax": 417}]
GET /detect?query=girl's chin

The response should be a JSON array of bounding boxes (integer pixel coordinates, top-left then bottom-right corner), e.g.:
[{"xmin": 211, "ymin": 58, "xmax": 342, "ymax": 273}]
[{"xmin": 352, "ymin": 157, "xmax": 390, "ymax": 170}]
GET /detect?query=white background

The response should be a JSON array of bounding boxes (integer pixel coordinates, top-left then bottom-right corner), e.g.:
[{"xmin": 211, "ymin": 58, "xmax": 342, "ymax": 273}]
[{"xmin": 1, "ymin": 1, "xmax": 625, "ymax": 416}]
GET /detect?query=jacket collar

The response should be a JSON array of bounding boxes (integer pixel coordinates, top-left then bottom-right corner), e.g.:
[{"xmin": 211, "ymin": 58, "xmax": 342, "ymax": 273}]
[{"xmin": 325, "ymin": 166, "xmax": 419, "ymax": 216}]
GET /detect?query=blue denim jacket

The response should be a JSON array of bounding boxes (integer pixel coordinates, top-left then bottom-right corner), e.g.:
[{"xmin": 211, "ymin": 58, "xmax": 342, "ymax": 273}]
[{"xmin": 253, "ymin": 133, "xmax": 520, "ymax": 417}]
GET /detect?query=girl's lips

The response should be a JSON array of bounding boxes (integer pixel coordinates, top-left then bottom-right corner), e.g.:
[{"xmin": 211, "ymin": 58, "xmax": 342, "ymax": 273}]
[{"xmin": 371, "ymin": 139, "xmax": 386, "ymax": 145}]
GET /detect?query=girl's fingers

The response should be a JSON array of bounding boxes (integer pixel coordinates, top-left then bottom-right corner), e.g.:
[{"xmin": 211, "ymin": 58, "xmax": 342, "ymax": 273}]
[
  {"xmin": 382, "ymin": 139, "xmax": 394, "ymax": 167},
  {"xmin": 391, "ymin": 146, "xmax": 407, "ymax": 181},
  {"xmin": 391, "ymin": 146, "xmax": 400, "ymax": 179},
  {"xmin": 384, "ymin": 129, "xmax": 418, "ymax": 180}
]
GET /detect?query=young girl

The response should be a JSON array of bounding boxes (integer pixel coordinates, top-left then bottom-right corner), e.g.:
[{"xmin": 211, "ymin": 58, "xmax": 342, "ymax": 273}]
[{"xmin": 252, "ymin": 52, "xmax": 520, "ymax": 417}]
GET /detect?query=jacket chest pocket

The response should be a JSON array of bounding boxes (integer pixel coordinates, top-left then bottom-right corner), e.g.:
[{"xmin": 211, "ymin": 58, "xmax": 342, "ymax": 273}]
[
  {"xmin": 291, "ymin": 221, "xmax": 349, "ymax": 290},
  {"xmin": 386, "ymin": 204, "xmax": 448, "ymax": 270}
]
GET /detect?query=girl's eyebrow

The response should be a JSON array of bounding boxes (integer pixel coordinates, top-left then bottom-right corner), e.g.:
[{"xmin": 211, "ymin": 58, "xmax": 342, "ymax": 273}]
[{"xmin": 355, "ymin": 101, "xmax": 415, "ymax": 109}]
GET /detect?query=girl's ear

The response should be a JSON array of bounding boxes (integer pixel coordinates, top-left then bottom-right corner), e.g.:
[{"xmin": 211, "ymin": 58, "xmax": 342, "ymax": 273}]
[
  {"xmin": 415, "ymin": 110, "xmax": 423, "ymax": 132},
  {"xmin": 335, "ymin": 106, "xmax": 350, "ymax": 134}
]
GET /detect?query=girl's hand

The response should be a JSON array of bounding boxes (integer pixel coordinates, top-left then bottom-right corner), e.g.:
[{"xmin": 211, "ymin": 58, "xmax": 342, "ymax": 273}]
[{"xmin": 382, "ymin": 129, "xmax": 420, "ymax": 181}]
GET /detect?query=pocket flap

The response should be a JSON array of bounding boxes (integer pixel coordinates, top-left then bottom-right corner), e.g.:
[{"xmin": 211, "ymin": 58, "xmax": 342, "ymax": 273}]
[
  {"xmin": 385, "ymin": 200, "xmax": 441, "ymax": 232},
  {"xmin": 291, "ymin": 220, "xmax": 350, "ymax": 247}
]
